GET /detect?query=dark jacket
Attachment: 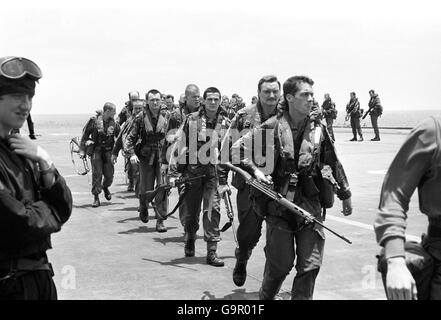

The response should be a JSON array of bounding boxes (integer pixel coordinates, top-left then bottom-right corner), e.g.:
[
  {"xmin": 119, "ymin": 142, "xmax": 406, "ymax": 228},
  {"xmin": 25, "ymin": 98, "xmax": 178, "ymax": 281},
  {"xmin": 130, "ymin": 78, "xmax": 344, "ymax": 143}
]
[
  {"xmin": 125, "ymin": 108, "xmax": 168, "ymax": 164},
  {"xmin": 80, "ymin": 114, "xmax": 120, "ymax": 154},
  {"xmin": 0, "ymin": 138, "xmax": 72, "ymax": 261},
  {"xmin": 321, "ymin": 99, "xmax": 337, "ymax": 119},
  {"xmin": 231, "ymin": 110, "xmax": 351, "ymax": 219},
  {"xmin": 346, "ymin": 98, "xmax": 362, "ymax": 118},
  {"xmin": 368, "ymin": 94, "xmax": 383, "ymax": 117}
]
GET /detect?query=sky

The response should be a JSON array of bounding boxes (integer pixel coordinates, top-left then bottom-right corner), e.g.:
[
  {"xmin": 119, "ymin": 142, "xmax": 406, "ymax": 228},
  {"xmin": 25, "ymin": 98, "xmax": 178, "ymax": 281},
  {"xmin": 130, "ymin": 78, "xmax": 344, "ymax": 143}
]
[{"xmin": 2, "ymin": 0, "xmax": 441, "ymax": 114}]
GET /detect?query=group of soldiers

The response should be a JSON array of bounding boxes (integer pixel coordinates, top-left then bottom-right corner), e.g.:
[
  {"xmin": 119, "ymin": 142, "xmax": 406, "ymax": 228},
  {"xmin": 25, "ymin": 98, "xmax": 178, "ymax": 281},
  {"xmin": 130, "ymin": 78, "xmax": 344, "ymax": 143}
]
[
  {"xmin": 2, "ymin": 56, "xmax": 441, "ymax": 300},
  {"xmin": 320, "ymin": 90, "xmax": 383, "ymax": 142},
  {"xmin": 78, "ymin": 74, "xmax": 354, "ymax": 299}
]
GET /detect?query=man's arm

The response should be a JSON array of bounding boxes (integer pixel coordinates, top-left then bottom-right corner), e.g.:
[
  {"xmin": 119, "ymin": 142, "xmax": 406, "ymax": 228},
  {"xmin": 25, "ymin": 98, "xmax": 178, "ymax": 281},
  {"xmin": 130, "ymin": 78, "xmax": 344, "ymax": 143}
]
[
  {"xmin": 0, "ymin": 170, "xmax": 72, "ymax": 250},
  {"xmin": 124, "ymin": 115, "xmax": 142, "ymax": 157},
  {"xmin": 374, "ymin": 117, "xmax": 437, "ymax": 258},
  {"xmin": 79, "ymin": 117, "xmax": 94, "ymax": 153}
]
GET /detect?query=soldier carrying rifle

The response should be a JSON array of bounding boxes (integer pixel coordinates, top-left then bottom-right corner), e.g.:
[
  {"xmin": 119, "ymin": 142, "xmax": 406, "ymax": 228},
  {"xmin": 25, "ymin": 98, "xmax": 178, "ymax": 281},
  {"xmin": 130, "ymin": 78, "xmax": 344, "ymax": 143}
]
[
  {"xmin": 346, "ymin": 92, "xmax": 364, "ymax": 142},
  {"xmin": 231, "ymin": 75, "xmax": 353, "ymax": 300}
]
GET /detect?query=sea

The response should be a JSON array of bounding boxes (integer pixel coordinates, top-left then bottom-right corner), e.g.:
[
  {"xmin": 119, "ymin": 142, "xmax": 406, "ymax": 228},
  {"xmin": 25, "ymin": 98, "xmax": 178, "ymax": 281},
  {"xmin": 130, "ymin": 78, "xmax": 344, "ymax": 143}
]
[{"xmin": 27, "ymin": 110, "xmax": 441, "ymax": 142}]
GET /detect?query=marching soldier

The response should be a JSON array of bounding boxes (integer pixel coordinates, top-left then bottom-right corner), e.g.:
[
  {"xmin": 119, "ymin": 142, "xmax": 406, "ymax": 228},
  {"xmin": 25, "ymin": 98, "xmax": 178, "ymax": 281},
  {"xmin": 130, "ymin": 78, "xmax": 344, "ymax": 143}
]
[
  {"xmin": 117, "ymin": 91, "xmax": 139, "ymax": 126},
  {"xmin": 220, "ymin": 75, "xmax": 281, "ymax": 286},
  {"xmin": 321, "ymin": 93, "xmax": 337, "ymax": 141},
  {"xmin": 80, "ymin": 102, "xmax": 120, "ymax": 207},
  {"xmin": 232, "ymin": 75, "xmax": 352, "ymax": 300},
  {"xmin": 111, "ymin": 99, "xmax": 145, "ymax": 195},
  {"xmin": 125, "ymin": 89, "xmax": 168, "ymax": 233},
  {"xmin": 171, "ymin": 87, "xmax": 230, "ymax": 266}
]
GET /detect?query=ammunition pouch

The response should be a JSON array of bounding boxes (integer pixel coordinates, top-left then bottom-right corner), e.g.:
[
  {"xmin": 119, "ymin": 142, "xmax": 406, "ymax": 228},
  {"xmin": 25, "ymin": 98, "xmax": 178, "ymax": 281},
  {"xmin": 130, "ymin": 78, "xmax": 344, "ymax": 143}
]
[
  {"xmin": 376, "ymin": 240, "xmax": 434, "ymax": 300},
  {"xmin": 298, "ymin": 171, "xmax": 319, "ymax": 198}
]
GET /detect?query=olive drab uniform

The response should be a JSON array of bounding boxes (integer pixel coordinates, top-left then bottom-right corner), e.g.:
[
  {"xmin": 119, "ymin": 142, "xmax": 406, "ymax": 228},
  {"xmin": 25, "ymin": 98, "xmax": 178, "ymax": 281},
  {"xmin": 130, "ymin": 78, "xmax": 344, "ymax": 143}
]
[
  {"xmin": 220, "ymin": 102, "xmax": 277, "ymax": 265},
  {"xmin": 80, "ymin": 112, "xmax": 120, "ymax": 197},
  {"xmin": 321, "ymin": 98, "xmax": 337, "ymax": 141},
  {"xmin": 346, "ymin": 97, "xmax": 363, "ymax": 141},
  {"xmin": 174, "ymin": 108, "xmax": 230, "ymax": 263},
  {"xmin": 232, "ymin": 109, "xmax": 351, "ymax": 300},
  {"xmin": 368, "ymin": 94, "xmax": 383, "ymax": 141},
  {"xmin": 125, "ymin": 108, "xmax": 168, "ymax": 223}
]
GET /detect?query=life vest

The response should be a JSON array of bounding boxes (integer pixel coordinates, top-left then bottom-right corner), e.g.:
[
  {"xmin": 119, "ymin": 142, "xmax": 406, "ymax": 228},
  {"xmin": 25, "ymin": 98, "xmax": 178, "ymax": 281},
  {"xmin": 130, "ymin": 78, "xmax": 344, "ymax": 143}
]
[{"xmin": 92, "ymin": 114, "xmax": 117, "ymax": 150}]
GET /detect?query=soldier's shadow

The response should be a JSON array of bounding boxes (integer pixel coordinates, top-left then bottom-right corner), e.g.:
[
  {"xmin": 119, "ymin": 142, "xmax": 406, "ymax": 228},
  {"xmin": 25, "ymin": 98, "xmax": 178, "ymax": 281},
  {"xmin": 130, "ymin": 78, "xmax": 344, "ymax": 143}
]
[
  {"xmin": 114, "ymin": 192, "xmax": 138, "ymax": 199},
  {"xmin": 73, "ymin": 202, "xmax": 123, "ymax": 209},
  {"xmin": 201, "ymin": 290, "xmax": 291, "ymax": 300},
  {"xmin": 152, "ymin": 235, "xmax": 203, "ymax": 245},
  {"xmin": 118, "ymin": 225, "xmax": 179, "ymax": 234},
  {"xmin": 142, "ymin": 256, "xmax": 207, "ymax": 272},
  {"xmin": 108, "ymin": 206, "xmax": 139, "ymax": 212},
  {"xmin": 201, "ymin": 289, "xmax": 260, "ymax": 300},
  {"xmin": 116, "ymin": 217, "xmax": 142, "ymax": 223}
]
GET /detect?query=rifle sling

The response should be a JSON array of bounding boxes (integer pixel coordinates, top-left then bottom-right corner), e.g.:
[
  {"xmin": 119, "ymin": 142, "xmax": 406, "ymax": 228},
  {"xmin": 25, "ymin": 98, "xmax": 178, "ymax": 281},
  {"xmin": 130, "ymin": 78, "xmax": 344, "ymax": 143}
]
[{"xmin": 164, "ymin": 185, "xmax": 189, "ymax": 218}]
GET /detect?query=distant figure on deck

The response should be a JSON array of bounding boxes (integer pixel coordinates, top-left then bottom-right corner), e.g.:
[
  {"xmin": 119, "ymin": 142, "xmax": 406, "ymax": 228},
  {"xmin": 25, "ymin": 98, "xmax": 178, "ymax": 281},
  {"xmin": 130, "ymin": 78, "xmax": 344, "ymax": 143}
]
[
  {"xmin": 346, "ymin": 92, "xmax": 363, "ymax": 142},
  {"xmin": 366, "ymin": 89, "xmax": 383, "ymax": 141},
  {"xmin": 321, "ymin": 93, "xmax": 337, "ymax": 141}
]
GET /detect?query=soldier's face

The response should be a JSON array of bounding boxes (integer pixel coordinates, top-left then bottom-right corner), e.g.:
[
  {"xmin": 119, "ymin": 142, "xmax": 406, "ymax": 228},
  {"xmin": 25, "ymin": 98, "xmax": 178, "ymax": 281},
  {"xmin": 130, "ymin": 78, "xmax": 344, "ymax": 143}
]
[
  {"xmin": 185, "ymin": 89, "xmax": 200, "ymax": 111},
  {"xmin": 0, "ymin": 93, "xmax": 32, "ymax": 135},
  {"xmin": 103, "ymin": 107, "xmax": 116, "ymax": 120},
  {"xmin": 204, "ymin": 92, "xmax": 221, "ymax": 114},
  {"xmin": 132, "ymin": 103, "xmax": 143, "ymax": 115},
  {"xmin": 148, "ymin": 93, "xmax": 162, "ymax": 114},
  {"xmin": 287, "ymin": 82, "xmax": 314, "ymax": 114},
  {"xmin": 165, "ymin": 98, "xmax": 174, "ymax": 109},
  {"xmin": 258, "ymin": 81, "xmax": 280, "ymax": 108}
]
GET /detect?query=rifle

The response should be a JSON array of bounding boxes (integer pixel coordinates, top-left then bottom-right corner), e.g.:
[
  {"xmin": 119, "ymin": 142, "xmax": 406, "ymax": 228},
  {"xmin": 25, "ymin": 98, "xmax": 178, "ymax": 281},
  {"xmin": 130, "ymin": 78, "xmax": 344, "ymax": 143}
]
[
  {"xmin": 220, "ymin": 191, "xmax": 238, "ymax": 246},
  {"xmin": 345, "ymin": 104, "xmax": 353, "ymax": 122},
  {"xmin": 224, "ymin": 162, "xmax": 352, "ymax": 244},
  {"xmin": 362, "ymin": 106, "xmax": 374, "ymax": 120},
  {"xmin": 145, "ymin": 174, "xmax": 205, "ymax": 204}
]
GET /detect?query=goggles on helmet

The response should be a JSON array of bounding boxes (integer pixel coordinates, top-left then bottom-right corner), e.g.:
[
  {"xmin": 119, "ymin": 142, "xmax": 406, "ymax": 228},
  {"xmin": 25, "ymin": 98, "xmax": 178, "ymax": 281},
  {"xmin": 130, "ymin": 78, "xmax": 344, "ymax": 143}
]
[{"xmin": 0, "ymin": 56, "xmax": 42, "ymax": 80}]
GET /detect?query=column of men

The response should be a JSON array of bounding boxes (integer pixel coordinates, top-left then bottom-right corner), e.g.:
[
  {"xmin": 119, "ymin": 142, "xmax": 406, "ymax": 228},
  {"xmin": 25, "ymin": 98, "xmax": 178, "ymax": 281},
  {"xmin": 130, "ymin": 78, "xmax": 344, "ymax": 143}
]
[{"xmin": 79, "ymin": 76, "xmax": 353, "ymax": 299}]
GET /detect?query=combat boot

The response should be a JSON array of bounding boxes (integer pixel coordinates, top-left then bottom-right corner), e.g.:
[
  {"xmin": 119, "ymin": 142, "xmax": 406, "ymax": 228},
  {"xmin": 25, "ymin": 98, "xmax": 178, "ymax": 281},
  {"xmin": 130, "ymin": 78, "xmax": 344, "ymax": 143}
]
[
  {"xmin": 206, "ymin": 250, "xmax": 224, "ymax": 267},
  {"xmin": 233, "ymin": 259, "xmax": 248, "ymax": 286},
  {"xmin": 139, "ymin": 207, "xmax": 149, "ymax": 223},
  {"xmin": 349, "ymin": 137, "xmax": 357, "ymax": 141},
  {"xmin": 92, "ymin": 195, "xmax": 100, "ymax": 208},
  {"xmin": 371, "ymin": 136, "xmax": 380, "ymax": 141},
  {"xmin": 156, "ymin": 219, "xmax": 167, "ymax": 233},
  {"xmin": 103, "ymin": 187, "xmax": 112, "ymax": 200},
  {"xmin": 184, "ymin": 233, "xmax": 196, "ymax": 257}
]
